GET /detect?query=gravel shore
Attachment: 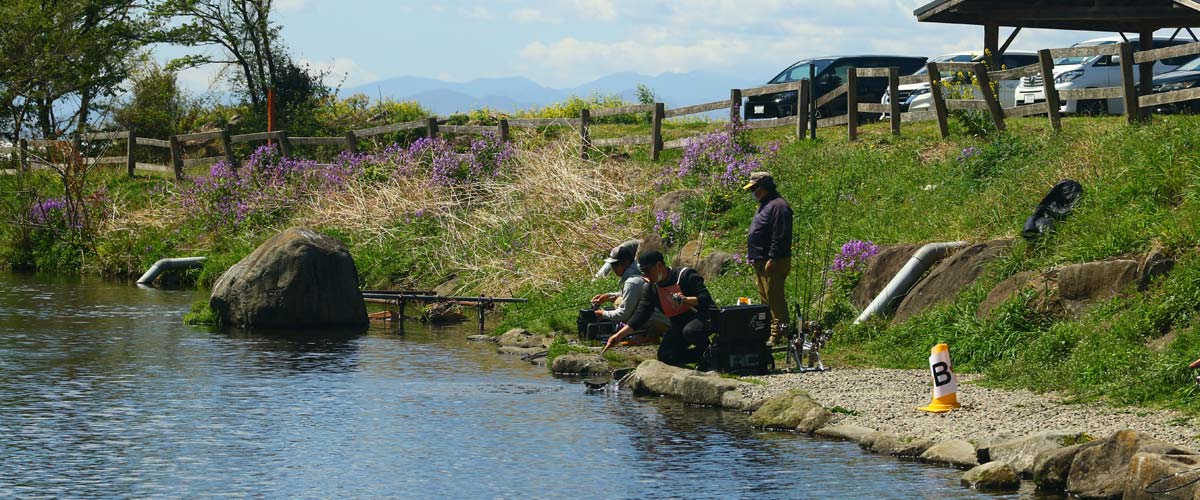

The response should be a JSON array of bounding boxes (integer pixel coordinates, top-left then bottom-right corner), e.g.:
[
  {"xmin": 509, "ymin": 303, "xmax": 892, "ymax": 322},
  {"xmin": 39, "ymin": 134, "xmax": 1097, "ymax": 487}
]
[{"xmin": 743, "ymin": 368, "xmax": 1199, "ymax": 447}]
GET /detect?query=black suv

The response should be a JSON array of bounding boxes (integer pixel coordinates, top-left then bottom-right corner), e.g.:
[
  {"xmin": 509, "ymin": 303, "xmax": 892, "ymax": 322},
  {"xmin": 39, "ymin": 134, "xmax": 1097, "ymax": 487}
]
[{"xmin": 745, "ymin": 55, "xmax": 927, "ymax": 120}]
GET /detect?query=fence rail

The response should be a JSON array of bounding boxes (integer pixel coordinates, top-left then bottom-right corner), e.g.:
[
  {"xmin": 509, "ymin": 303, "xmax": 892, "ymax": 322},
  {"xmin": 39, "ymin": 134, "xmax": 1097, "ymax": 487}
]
[{"xmin": 10, "ymin": 38, "xmax": 1193, "ymax": 179}]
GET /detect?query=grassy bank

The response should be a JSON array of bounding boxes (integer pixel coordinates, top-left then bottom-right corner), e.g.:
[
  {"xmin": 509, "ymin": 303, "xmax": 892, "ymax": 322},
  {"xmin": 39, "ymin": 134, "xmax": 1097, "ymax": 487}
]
[{"xmin": 5, "ymin": 112, "xmax": 1200, "ymax": 415}]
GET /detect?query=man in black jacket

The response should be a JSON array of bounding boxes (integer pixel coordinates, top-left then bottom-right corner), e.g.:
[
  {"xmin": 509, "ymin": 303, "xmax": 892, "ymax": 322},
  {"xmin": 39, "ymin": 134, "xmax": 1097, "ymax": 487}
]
[
  {"xmin": 601, "ymin": 251, "xmax": 715, "ymax": 368},
  {"xmin": 744, "ymin": 171, "xmax": 793, "ymax": 345}
]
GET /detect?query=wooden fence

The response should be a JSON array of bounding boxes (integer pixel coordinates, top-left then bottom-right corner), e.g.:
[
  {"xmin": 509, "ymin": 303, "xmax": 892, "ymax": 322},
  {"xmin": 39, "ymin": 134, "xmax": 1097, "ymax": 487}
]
[{"xmin": 8, "ymin": 39, "xmax": 1200, "ymax": 178}]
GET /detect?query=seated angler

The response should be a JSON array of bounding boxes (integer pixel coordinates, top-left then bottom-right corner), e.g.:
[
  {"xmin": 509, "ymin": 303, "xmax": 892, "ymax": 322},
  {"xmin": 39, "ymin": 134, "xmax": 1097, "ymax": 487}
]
[
  {"xmin": 602, "ymin": 251, "xmax": 715, "ymax": 369},
  {"xmin": 591, "ymin": 240, "xmax": 668, "ymax": 343}
]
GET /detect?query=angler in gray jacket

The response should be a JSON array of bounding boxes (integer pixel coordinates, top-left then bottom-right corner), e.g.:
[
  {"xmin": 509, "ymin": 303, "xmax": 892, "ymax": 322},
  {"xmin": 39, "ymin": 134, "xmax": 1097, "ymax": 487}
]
[{"xmin": 592, "ymin": 240, "xmax": 668, "ymax": 337}]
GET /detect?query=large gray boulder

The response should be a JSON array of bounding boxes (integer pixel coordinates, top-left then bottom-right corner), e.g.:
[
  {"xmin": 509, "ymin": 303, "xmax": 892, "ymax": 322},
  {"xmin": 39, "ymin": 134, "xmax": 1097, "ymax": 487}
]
[
  {"xmin": 1058, "ymin": 260, "xmax": 1140, "ymax": 316},
  {"xmin": 979, "ymin": 431, "xmax": 1092, "ymax": 478},
  {"xmin": 1124, "ymin": 453, "xmax": 1200, "ymax": 500},
  {"xmin": 749, "ymin": 391, "xmax": 831, "ymax": 434},
  {"xmin": 1032, "ymin": 440, "xmax": 1102, "ymax": 492},
  {"xmin": 870, "ymin": 434, "xmax": 935, "ymax": 458},
  {"xmin": 497, "ymin": 328, "xmax": 549, "ymax": 348},
  {"xmin": 674, "ymin": 240, "xmax": 735, "ymax": 278},
  {"xmin": 921, "ymin": 439, "xmax": 980, "ymax": 469},
  {"xmin": 626, "ymin": 360, "xmax": 749, "ymax": 407},
  {"xmin": 961, "ymin": 461, "xmax": 1021, "ymax": 491},
  {"xmin": 210, "ymin": 227, "xmax": 367, "ymax": 329},
  {"xmin": 1067, "ymin": 430, "xmax": 1197, "ymax": 499}
]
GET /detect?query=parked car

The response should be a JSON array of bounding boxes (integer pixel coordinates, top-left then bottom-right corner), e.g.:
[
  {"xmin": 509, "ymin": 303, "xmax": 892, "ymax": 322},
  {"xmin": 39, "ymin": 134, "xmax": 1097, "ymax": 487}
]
[
  {"xmin": 744, "ymin": 55, "xmax": 927, "ymax": 121},
  {"xmin": 1150, "ymin": 55, "xmax": 1200, "ymax": 113},
  {"xmin": 882, "ymin": 51, "xmax": 1040, "ymax": 112},
  {"xmin": 1014, "ymin": 36, "xmax": 1196, "ymax": 115}
]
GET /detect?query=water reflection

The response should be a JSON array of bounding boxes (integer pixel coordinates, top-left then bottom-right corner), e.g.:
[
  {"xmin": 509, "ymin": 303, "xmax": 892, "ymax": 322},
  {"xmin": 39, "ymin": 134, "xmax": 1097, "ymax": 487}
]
[{"xmin": 0, "ymin": 272, "xmax": 1044, "ymax": 499}]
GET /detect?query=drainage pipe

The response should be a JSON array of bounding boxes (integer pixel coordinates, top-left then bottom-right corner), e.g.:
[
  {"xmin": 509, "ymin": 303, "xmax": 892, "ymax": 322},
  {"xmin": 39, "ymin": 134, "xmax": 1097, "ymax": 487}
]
[
  {"xmin": 137, "ymin": 257, "xmax": 207, "ymax": 285},
  {"xmin": 853, "ymin": 241, "xmax": 968, "ymax": 325}
]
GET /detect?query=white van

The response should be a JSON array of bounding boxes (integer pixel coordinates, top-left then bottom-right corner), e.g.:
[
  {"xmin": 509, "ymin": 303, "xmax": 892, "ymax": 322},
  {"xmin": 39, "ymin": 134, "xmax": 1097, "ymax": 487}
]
[
  {"xmin": 1014, "ymin": 36, "xmax": 1196, "ymax": 115},
  {"xmin": 884, "ymin": 51, "xmax": 1040, "ymax": 112}
]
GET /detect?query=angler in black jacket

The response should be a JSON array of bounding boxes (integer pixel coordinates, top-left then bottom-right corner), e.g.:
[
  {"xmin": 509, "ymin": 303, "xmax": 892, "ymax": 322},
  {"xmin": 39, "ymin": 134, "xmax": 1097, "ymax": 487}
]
[{"xmin": 601, "ymin": 251, "xmax": 715, "ymax": 368}]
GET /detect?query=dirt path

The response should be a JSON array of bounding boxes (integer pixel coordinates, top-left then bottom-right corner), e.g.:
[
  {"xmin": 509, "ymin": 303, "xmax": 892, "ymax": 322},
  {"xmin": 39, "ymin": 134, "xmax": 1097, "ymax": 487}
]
[{"xmin": 742, "ymin": 368, "xmax": 1199, "ymax": 447}]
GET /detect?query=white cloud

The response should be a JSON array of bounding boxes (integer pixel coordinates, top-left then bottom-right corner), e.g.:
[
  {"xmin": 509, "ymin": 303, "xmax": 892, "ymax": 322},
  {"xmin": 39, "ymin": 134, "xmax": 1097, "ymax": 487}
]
[
  {"xmin": 520, "ymin": 36, "xmax": 752, "ymax": 79},
  {"xmin": 300, "ymin": 57, "xmax": 378, "ymax": 89},
  {"xmin": 275, "ymin": 0, "xmax": 304, "ymax": 12},
  {"xmin": 511, "ymin": 8, "xmax": 559, "ymax": 23},
  {"xmin": 571, "ymin": 0, "xmax": 618, "ymax": 21},
  {"xmin": 458, "ymin": 6, "xmax": 492, "ymax": 20}
]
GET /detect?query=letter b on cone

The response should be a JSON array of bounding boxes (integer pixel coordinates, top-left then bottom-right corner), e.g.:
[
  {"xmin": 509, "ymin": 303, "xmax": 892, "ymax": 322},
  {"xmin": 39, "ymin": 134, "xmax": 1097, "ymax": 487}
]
[{"xmin": 920, "ymin": 343, "xmax": 960, "ymax": 413}]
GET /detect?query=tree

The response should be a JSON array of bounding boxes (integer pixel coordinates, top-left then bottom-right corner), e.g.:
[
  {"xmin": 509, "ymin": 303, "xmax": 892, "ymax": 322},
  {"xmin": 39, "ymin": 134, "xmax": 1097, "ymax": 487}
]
[
  {"xmin": 157, "ymin": 0, "xmax": 329, "ymax": 126},
  {"xmin": 0, "ymin": 0, "xmax": 152, "ymax": 141}
]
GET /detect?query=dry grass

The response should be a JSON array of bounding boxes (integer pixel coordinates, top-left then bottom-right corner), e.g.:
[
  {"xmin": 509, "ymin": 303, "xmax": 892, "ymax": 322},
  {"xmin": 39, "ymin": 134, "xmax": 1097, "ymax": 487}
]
[{"xmin": 298, "ymin": 140, "xmax": 657, "ymax": 295}]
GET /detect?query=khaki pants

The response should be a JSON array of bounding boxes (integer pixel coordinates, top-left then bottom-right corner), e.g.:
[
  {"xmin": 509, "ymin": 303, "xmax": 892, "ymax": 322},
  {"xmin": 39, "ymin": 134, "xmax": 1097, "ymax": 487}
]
[{"xmin": 752, "ymin": 257, "xmax": 791, "ymax": 336}]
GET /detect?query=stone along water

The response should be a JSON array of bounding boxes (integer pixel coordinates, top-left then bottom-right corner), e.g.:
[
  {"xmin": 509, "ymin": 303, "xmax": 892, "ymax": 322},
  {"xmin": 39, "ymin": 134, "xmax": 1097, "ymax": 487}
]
[{"xmin": 0, "ymin": 272, "xmax": 1044, "ymax": 499}]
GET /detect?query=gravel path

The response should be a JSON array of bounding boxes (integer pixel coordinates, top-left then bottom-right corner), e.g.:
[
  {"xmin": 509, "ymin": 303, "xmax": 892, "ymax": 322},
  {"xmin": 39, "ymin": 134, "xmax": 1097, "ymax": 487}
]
[{"xmin": 743, "ymin": 368, "xmax": 1200, "ymax": 447}]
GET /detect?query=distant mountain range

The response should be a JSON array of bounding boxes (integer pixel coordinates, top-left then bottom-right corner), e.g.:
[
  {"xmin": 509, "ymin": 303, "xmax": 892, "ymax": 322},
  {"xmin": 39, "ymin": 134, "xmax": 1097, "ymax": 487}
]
[{"xmin": 342, "ymin": 71, "xmax": 761, "ymax": 116}]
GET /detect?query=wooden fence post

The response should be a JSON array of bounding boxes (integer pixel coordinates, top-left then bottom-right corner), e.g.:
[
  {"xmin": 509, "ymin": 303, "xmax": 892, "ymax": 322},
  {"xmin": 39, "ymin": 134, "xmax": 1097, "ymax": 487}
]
[
  {"xmin": 797, "ymin": 80, "xmax": 810, "ymax": 140},
  {"xmin": 651, "ymin": 103, "xmax": 664, "ymax": 161},
  {"xmin": 888, "ymin": 67, "xmax": 901, "ymax": 136},
  {"xmin": 847, "ymin": 68, "xmax": 858, "ymax": 141},
  {"xmin": 1118, "ymin": 42, "xmax": 1143, "ymax": 124},
  {"xmin": 220, "ymin": 129, "xmax": 237, "ymax": 169},
  {"xmin": 168, "ymin": 135, "xmax": 184, "ymax": 180},
  {"xmin": 927, "ymin": 63, "xmax": 950, "ymax": 139},
  {"xmin": 973, "ymin": 62, "xmax": 1006, "ymax": 132},
  {"xmin": 276, "ymin": 130, "xmax": 292, "ymax": 158},
  {"xmin": 1038, "ymin": 49, "xmax": 1062, "ymax": 132},
  {"xmin": 343, "ymin": 131, "xmax": 358, "ymax": 154},
  {"xmin": 579, "ymin": 109, "xmax": 591, "ymax": 160},
  {"xmin": 497, "ymin": 119, "xmax": 510, "ymax": 143},
  {"xmin": 126, "ymin": 127, "xmax": 137, "ymax": 177},
  {"xmin": 729, "ymin": 88, "xmax": 742, "ymax": 123},
  {"xmin": 426, "ymin": 117, "xmax": 439, "ymax": 139},
  {"xmin": 18, "ymin": 139, "xmax": 28, "ymax": 172}
]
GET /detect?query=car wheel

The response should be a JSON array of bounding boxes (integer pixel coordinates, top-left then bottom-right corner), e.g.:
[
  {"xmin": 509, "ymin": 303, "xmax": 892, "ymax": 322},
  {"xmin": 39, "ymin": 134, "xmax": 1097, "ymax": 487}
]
[{"xmin": 1079, "ymin": 99, "xmax": 1106, "ymax": 116}]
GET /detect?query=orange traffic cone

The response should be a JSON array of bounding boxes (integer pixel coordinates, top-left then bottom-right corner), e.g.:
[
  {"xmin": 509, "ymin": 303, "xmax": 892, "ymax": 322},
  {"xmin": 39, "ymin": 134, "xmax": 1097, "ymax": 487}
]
[{"xmin": 920, "ymin": 343, "xmax": 960, "ymax": 413}]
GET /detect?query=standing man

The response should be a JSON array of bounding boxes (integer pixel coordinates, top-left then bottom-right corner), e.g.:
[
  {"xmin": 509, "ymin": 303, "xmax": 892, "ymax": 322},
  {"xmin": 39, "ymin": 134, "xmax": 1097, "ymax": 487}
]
[
  {"xmin": 601, "ymin": 251, "xmax": 715, "ymax": 369},
  {"xmin": 744, "ymin": 171, "xmax": 793, "ymax": 345}
]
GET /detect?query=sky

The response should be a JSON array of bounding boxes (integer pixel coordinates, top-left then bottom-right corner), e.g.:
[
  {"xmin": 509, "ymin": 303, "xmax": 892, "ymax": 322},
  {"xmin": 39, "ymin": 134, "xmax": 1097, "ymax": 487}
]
[{"xmin": 165, "ymin": 0, "xmax": 1155, "ymax": 94}]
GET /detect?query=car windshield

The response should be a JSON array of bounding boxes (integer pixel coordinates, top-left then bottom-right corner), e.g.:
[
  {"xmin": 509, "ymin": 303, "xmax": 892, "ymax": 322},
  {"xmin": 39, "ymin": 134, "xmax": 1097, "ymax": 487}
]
[
  {"xmin": 1055, "ymin": 41, "xmax": 1117, "ymax": 66},
  {"xmin": 912, "ymin": 54, "xmax": 976, "ymax": 75},
  {"xmin": 770, "ymin": 59, "xmax": 833, "ymax": 83},
  {"xmin": 1174, "ymin": 55, "xmax": 1200, "ymax": 72}
]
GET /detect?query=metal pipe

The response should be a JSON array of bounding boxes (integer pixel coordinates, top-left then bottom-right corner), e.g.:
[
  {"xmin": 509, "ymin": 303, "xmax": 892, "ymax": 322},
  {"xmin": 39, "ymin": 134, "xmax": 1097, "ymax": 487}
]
[
  {"xmin": 853, "ymin": 241, "xmax": 968, "ymax": 325},
  {"xmin": 136, "ymin": 257, "xmax": 207, "ymax": 285}
]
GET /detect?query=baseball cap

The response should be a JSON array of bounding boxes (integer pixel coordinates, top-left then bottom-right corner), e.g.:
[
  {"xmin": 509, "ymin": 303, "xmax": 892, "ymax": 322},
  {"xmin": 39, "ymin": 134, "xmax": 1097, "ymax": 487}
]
[{"xmin": 742, "ymin": 171, "xmax": 775, "ymax": 191}]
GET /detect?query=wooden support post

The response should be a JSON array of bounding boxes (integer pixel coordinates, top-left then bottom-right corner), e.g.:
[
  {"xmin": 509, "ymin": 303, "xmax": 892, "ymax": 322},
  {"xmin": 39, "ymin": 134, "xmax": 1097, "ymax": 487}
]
[
  {"xmin": 847, "ymin": 69, "xmax": 858, "ymax": 141},
  {"xmin": 220, "ymin": 129, "xmax": 237, "ymax": 169},
  {"xmin": 651, "ymin": 103, "xmax": 664, "ymax": 161},
  {"xmin": 497, "ymin": 119, "xmax": 510, "ymax": 143},
  {"xmin": 343, "ymin": 131, "xmax": 358, "ymax": 154},
  {"xmin": 1138, "ymin": 31, "xmax": 1155, "ymax": 96},
  {"xmin": 729, "ymin": 88, "xmax": 742, "ymax": 123},
  {"xmin": 809, "ymin": 64, "xmax": 818, "ymax": 140},
  {"xmin": 888, "ymin": 67, "xmax": 901, "ymax": 136},
  {"xmin": 579, "ymin": 109, "xmax": 590, "ymax": 160},
  {"xmin": 927, "ymin": 63, "xmax": 950, "ymax": 139},
  {"xmin": 1118, "ymin": 42, "xmax": 1142, "ymax": 124},
  {"xmin": 426, "ymin": 117, "xmax": 439, "ymax": 139},
  {"xmin": 168, "ymin": 135, "xmax": 184, "ymax": 180},
  {"xmin": 276, "ymin": 130, "xmax": 292, "ymax": 158},
  {"xmin": 973, "ymin": 62, "xmax": 1006, "ymax": 132},
  {"xmin": 984, "ymin": 23, "xmax": 1000, "ymax": 69},
  {"xmin": 797, "ymin": 80, "xmax": 810, "ymax": 140},
  {"xmin": 18, "ymin": 139, "xmax": 28, "ymax": 172},
  {"xmin": 1038, "ymin": 49, "xmax": 1062, "ymax": 132},
  {"xmin": 125, "ymin": 127, "xmax": 136, "ymax": 177}
]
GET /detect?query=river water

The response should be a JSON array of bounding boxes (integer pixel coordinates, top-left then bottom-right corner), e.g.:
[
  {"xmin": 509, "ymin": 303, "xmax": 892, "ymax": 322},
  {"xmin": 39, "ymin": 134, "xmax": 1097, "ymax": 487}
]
[{"xmin": 0, "ymin": 272, "xmax": 1047, "ymax": 499}]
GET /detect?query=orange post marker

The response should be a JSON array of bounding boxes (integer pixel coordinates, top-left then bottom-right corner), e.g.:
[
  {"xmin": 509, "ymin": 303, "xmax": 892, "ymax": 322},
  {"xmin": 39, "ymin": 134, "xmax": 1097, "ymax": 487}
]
[{"xmin": 920, "ymin": 343, "xmax": 960, "ymax": 413}]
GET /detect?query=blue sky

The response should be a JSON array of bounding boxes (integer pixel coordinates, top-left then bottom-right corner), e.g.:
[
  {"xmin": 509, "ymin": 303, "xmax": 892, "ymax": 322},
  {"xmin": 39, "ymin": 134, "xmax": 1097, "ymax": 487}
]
[{"xmin": 166, "ymin": 0, "xmax": 1153, "ymax": 93}]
